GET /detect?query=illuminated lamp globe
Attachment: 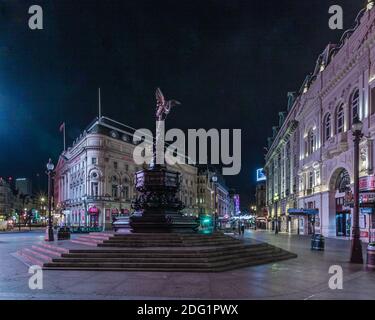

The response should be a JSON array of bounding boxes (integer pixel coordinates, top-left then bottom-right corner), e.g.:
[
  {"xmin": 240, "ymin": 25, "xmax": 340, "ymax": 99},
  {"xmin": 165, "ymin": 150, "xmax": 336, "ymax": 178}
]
[
  {"xmin": 352, "ymin": 118, "xmax": 363, "ymax": 133},
  {"xmin": 46, "ymin": 159, "xmax": 55, "ymax": 171}
]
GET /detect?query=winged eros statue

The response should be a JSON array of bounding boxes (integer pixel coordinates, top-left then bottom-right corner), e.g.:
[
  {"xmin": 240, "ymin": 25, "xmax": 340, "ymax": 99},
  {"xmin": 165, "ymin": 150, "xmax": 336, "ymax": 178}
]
[{"xmin": 155, "ymin": 88, "xmax": 181, "ymax": 121}]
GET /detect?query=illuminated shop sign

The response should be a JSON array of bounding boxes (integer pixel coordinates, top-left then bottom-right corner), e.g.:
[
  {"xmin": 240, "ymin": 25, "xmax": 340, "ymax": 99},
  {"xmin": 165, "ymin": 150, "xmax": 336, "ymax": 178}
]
[
  {"xmin": 359, "ymin": 176, "xmax": 375, "ymax": 192},
  {"xmin": 256, "ymin": 168, "xmax": 266, "ymax": 182},
  {"xmin": 360, "ymin": 192, "xmax": 375, "ymax": 204},
  {"xmin": 360, "ymin": 207, "xmax": 373, "ymax": 214}
]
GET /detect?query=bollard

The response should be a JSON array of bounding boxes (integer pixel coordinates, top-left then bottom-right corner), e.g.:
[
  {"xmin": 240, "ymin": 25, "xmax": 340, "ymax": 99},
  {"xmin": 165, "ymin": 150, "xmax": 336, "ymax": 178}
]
[
  {"xmin": 367, "ymin": 243, "xmax": 375, "ymax": 270},
  {"xmin": 57, "ymin": 226, "xmax": 71, "ymax": 240},
  {"xmin": 311, "ymin": 234, "xmax": 325, "ymax": 251}
]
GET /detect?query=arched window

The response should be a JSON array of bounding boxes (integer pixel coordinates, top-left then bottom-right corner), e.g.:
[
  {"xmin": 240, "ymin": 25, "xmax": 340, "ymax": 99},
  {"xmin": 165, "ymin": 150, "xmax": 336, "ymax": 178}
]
[
  {"xmin": 305, "ymin": 128, "xmax": 315, "ymax": 156},
  {"xmin": 90, "ymin": 171, "xmax": 99, "ymax": 180},
  {"xmin": 350, "ymin": 89, "xmax": 360, "ymax": 125},
  {"xmin": 336, "ymin": 169, "xmax": 351, "ymax": 193},
  {"xmin": 323, "ymin": 113, "xmax": 331, "ymax": 141},
  {"xmin": 336, "ymin": 104, "xmax": 345, "ymax": 133}
]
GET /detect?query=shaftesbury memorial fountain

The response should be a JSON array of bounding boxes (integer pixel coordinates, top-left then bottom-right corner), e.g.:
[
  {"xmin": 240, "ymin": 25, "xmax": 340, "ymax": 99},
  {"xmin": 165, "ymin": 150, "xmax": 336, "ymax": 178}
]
[
  {"xmin": 130, "ymin": 88, "xmax": 199, "ymax": 233},
  {"xmin": 43, "ymin": 89, "xmax": 297, "ymax": 271}
]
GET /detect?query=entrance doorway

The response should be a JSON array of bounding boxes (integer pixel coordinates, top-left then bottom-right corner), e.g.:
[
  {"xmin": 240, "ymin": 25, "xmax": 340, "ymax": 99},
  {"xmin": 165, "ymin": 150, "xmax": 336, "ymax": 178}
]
[
  {"xmin": 333, "ymin": 169, "xmax": 352, "ymax": 237},
  {"xmin": 336, "ymin": 212, "xmax": 351, "ymax": 237},
  {"xmin": 89, "ymin": 214, "xmax": 99, "ymax": 227}
]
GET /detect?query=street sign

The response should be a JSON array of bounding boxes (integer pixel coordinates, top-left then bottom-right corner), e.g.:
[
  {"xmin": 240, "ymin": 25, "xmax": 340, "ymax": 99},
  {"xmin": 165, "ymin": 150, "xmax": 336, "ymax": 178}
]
[
  {"xmin": 359, "ymin": 176, "xmax": 375, "ymax": 192},
  {"xmin": 360, "ymin": 207, "xmax": 373, "ymax": 214}
]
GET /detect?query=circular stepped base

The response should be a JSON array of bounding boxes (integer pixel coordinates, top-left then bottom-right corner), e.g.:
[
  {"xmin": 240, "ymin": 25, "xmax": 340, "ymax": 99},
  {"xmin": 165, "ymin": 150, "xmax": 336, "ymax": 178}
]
[{"xmin": 43, "ymin": 233, "xmax": 297, "ymax": 272}]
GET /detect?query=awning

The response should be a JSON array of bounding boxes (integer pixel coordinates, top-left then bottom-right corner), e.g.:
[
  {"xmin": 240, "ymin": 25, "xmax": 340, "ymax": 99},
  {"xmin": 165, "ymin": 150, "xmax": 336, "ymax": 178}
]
[
  {"xmin": 360, "ymin": 207, "xmax": 374, "ymax": 214},
  {"xmin": 88, "ymin": 206, "xmax": 99, "ymax": 214},
  {"xmin": 287, "ymin": 208, "xmax": 319, "ymax": 215}
]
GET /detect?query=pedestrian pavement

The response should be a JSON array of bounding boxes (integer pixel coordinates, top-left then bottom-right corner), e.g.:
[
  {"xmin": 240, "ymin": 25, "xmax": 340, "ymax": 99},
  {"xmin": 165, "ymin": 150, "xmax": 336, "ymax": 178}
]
[
  {"xmin": 0, "ymin": 229, "xmax": 374, "ymax": 300},
  {"xmin": 0, "ymin": 227, "xmax": 46, "ymax": 234}
]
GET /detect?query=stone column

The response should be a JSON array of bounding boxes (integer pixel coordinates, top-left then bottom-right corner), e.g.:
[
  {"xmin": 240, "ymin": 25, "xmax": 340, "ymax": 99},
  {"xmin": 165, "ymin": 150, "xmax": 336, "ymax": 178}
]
[{"xmin": 321, "ymin": 191, "xmax": 336, "ymax": 237}]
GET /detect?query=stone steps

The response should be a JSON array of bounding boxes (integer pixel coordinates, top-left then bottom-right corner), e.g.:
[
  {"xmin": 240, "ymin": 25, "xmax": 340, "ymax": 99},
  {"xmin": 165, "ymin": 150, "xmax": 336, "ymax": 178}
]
[
  {"xmin": 42, "ymin": 233, "xmax": 297, "ymax": 272},
  {"xmin": 70, "ymin": 239, "xmax": 99, "ymax": 247},
  {"xmin": 98, "ymin": 241, "xmax": 240, "ymax": 247},
  {"xmin": 61, "ymin": 244, "xmax": 268, "ymax": 258},
  {"xmin": 99, "ymin": 234, "xmax": 241, "ymax": 247},
  {"xmin": 44, "ymin": 251, "xmax": 295, "ymax": 272},
  {"xmin": 16, "ymin": 243, "xmax": 65, "ymax": 267},
  {"xmin": 52, "ymin": 248, "xmax": 279, "ymax": 264}
]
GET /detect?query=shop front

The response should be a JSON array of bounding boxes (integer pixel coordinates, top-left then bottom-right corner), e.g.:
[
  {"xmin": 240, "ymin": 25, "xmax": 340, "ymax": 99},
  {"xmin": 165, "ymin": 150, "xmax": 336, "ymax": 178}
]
[
  {"xmin": 218, "ymin": 215, "xmax": 231, "ymax": 230},
  {"xmin": 359, "ymin": 176, "xmax": 375, "ymax": 242},
  {"xmin": 88, "ymin": 206, "xmax": 100, "ymax": 227},
  {"xmin": 287, "ymin": 208, "xmax": 319, "ymax": 235},
  {"xmin": 335, "ymin": 196, "xmax": 351, "ymax": 237},
  {"xmin": 256, "ymin": 217, "xmax": 267, "ymax": 229},
  {"xmin": 287, "ymin": 215, "xmax": 300, "ymax": 234}
]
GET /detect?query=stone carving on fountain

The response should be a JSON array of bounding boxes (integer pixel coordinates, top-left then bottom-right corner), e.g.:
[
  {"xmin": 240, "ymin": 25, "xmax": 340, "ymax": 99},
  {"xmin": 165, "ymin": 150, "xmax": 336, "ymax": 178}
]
[{"xmin": 130, "ymin": 88, "xmax": 199, "ymax": 233}]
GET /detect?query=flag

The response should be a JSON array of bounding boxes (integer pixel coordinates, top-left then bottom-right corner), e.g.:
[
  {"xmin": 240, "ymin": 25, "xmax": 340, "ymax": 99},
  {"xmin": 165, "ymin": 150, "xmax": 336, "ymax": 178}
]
[{"xmin": 59, "ymin": 122, "xmax": 65, "ymax": 132}]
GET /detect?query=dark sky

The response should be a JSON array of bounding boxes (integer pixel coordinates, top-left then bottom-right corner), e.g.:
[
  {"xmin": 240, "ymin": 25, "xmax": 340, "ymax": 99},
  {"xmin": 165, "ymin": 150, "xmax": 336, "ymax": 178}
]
[{"xmin": 0, "ymin": 0, "xmax": 363, "ymax": 208}]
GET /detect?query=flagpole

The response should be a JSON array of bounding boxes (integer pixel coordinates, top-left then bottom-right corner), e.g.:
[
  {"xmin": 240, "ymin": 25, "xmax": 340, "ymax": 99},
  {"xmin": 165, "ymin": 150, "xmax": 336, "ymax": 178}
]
[
  {"xmin": 98, "ymin": 87, "xmax": 101, "ymax": 120},
  {"xmin": 63, "ymin": 123, "xmax": 66, "ymax": 152}
]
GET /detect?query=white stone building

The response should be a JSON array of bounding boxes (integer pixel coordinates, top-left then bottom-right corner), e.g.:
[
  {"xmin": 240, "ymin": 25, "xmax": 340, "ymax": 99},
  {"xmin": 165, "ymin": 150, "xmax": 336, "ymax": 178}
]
[
  {"xmin": 265, "ymin": 2, "xmax": 375, "ymax": 241},
  {"xmin": 54, "ymin": 117, "xmax": 198, "ymax": 230},
  {"xmin": 197, "ymin": 167, "xmax": 230, "ymax": 228}
]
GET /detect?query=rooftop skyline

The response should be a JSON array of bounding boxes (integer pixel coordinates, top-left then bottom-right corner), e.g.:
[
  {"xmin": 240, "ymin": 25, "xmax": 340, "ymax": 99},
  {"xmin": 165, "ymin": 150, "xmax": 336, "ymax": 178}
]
[{"xmin": 0, "ymin": 0, "xmax": 363, "ymax": 206}]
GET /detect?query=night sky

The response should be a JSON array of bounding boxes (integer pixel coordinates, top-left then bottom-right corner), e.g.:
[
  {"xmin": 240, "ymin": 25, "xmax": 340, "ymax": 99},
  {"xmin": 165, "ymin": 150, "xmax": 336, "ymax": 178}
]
[{"xmin": 0, "ymin": 0, "xmax": 364, "ymax": 208}]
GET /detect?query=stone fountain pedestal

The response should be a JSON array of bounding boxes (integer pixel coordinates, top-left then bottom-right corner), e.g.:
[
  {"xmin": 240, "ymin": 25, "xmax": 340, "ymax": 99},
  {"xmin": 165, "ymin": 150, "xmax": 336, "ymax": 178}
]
[{"xmin": 130, "ymin": 165, "xmax": 199, "ymax": 233}]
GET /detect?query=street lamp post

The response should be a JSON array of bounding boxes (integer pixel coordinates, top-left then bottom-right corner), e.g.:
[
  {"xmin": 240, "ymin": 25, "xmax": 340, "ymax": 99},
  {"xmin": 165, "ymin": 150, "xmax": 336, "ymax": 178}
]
[
  {"xmin": 82, "ymin": 195, "xmax": 88, "ymax": 228},
  {"xmin": 40, "ymin": 197, "xmax": 46, "ymax": 226},
  {"xmin": 351, "ymin": 118, "xmax": 364, "ymax": 264},
  {"xmin": 212, "ymin": 175, "xmax": 218, "ymax": 232},
  {"xmin": 118, "ymin": 184, "xmax": 124, "ymax": 214},
  {"xmin": 45, "ymin": 158, "xmax": 55, "ymax": 242},
  {"xmin": 274, "ymin": 207, "xmax": 279, "ymax": 235}
]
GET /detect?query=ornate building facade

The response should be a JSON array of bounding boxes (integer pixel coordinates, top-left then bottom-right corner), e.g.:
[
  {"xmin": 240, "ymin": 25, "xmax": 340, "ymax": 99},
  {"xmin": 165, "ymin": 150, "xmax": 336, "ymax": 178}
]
[
  {"xmin": 265, "ymin": 2, "xmax": 375, "ymax": 241},
  {"xmin": 197, "ymin": 167, "xmax": 230, "ymax": 222},
  {"xmin": 54, "ymin": 117, "xmax": 198, "ymax": 230},
  {"xmin": 0, "ymin": 178, "xmax": 16, "ymax": 221}
]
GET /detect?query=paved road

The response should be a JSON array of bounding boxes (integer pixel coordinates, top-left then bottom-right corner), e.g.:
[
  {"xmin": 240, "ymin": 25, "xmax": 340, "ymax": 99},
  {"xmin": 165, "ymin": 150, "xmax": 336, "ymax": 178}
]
[{"xmin": 0, "ymin": 229, "xmax": 374, "ymax": 300}]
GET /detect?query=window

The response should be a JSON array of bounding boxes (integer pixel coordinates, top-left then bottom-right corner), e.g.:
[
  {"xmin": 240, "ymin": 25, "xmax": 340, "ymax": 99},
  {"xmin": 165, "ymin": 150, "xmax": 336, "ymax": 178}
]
[
  {"xmin": 371, "ymin": 87, "xmax": 375, "ymax": 115},
  {"xmin": 306, "ymin": 129, "xmax": 314, "ymax": 156},
  {"xmin": 336, "ymin": 169, "xmax": 351, "ymax": 193},
  {"xmin": 309, "ymin": 171, "xmax": 314, "ymax": 189},
  {"xmin": 323, "ymin": 113, "xmax": 331, "ymax": 141},
  {"xmin": 350, "ymin": 89, "xmax": 360, "ymax": 125},
  {"xmin": 114, "ymin": 162, "xmax": 118, "ymax": 170},
  {"xmin": 112, "ymin": 185, "xmax": 118, "ymax": 198},
  {"xmin": 91, "ymin": 182, "xmax": 98, "ymax": 196},
  {"xmin": 92, "ymin": 157, "xmax": 97, "ymax": 165},
  {"xmin": 336, "ymin": 104, "xmax": 344, "ymax": 133},
  {"xmin": 121, "ymin": 186, "xmax": 129, "ymax": 200}
]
